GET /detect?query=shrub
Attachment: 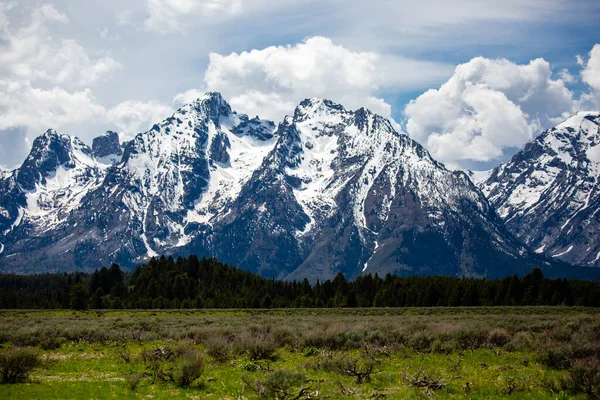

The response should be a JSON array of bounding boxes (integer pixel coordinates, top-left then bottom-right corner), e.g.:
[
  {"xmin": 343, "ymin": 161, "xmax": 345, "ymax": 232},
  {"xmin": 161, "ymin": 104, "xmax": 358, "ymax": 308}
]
[
  {"xmin": 313, "ymin": 354, "xmax": 376, "ymax": 384},
  {"xmin": 125, "ymin": 373, "xmax": 144, "ymax": 390},
  {"xmin": 236, "ymin": 336, "xmax": 277, "ymax": 361},
  {"xmin": 547, "ymin": 326, "xmax": 572, "ymax": 343},
  {"xmin": 488, "ymin": 328, "xmax": 511, "ymax": 347},
  {"xmin": 430, "ymin": 339, "xmax": 454, "ymax": 354},
  {"xmin": 566, "ymin": 358, "xmax": 600, "ymax": 398},
  {"xmin": 11, "ymin": 329, "xmax": 65, "ymax": 350},
  {"xmin": 456, "ymin": 329, "xmax": 488, "ymax": 350},
  {"xmin": 505, "ymin": 331, "xmax": 532, "ymax": 352},
  {"xmin": 203, "ymin": 335, "xmax": 231, "ymax": 363},
  {"xmin": 302, "ymin": 347, "xmax": 318, "ymax": 357},
  {"xmin": 537, "ymin": 347, "xmax": 572, "ymax": 370},
  {"xmin": 402, "ymin": 369, "xmax": 446, "ymax": 391},
  {"xmin": 170, "ymin": 350, "xmax": 204, "ymax": 388},
  {"xmin": 407, "ymin": 332, "xmax": 435, "ymax": 352},
  {"xmin": 240, "ymin": 361, "xmax": 259, "ymax": 372},
  {"xmin": 502, "ymin": 375, "xmax": 531, "ymax": 395},
  {"xmin": 143, "ymin": 343, "xmax": 205, "ymax": 388},
  {"xmin": 272, "ymin": 328, "xmax": 298, "ymax": 349},
  {"xmin": 0, "ymin": 348, "xmax": 41, "ymax": 384},
  {"xmin": 243, "ymin": 370, "xmax": 314, "ymax": 399},
  {"xmin": 302, "ymin": 331, "xmax": 349, "ymax": 351}
]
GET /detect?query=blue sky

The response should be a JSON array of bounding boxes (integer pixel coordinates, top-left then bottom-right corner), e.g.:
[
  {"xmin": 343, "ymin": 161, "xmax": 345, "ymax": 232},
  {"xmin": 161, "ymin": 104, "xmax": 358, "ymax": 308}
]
[{"xmin": 0, "ymin": 0, "xmax": 599, "ymax": 170}]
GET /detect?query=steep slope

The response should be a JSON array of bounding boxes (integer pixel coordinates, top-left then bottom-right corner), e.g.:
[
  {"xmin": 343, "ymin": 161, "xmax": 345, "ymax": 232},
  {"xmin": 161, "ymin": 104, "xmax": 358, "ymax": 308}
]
[
  {"xmin": 0, "ymin": 93, "xmax": 276, "ymax": 272},
  {"xmin": 481, "ymin": 111, "xmax": 600, "ymax": 267},
  {"xmin": 92, "ymin": 131, "xmax": 123, "ymax": 164},
  {"xmin": 0, "ymin": 130, "xmax": 106, "ymax": 265},
  {"xmin": 202, "ymin": 99, "xmax": 537, "ymax": 281}
]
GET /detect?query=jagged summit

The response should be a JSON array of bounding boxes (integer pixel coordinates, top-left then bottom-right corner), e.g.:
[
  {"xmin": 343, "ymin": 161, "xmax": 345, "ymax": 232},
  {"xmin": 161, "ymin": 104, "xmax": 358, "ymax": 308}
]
[
  {"xmin": 92, "ymin": 131, "xmax": 122, "ymax": 161},
  {"xmin": 16, "ymin": 129, "xmax": 94, "ymax": 191},
  {"xmin": 480, "ymin": 110, "xmax": 600, "ymax": 267}
]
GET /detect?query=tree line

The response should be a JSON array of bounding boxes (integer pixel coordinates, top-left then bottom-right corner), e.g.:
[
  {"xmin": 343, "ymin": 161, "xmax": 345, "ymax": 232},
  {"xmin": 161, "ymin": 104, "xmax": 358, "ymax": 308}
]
[{"xmin": 0, "ymin": 255, "xmax": 599, "ymax": 309}]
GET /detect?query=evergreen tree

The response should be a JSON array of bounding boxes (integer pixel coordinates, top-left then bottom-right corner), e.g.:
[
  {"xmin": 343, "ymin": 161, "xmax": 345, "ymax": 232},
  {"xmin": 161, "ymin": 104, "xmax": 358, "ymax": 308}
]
[{"xmin": 69, "ymin": 283, "xmax": 89, "ymax": 310}]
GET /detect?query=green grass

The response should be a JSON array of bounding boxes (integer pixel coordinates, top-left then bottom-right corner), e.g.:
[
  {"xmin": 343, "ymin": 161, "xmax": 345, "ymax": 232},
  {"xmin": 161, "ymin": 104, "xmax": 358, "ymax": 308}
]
[{"xmin": 1, "ymin": 307, "xmax": 599, "ymax": 398}]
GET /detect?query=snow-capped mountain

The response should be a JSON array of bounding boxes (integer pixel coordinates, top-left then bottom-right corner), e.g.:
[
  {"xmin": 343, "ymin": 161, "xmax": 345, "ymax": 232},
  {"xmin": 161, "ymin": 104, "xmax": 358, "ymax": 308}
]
[
  {"xmin": 0, "ymin": 93, "xmax": 563, "ymax": 280},
  {"xmin": 189, "ymin": 98, "xmax": 540, "ymax": 280},
  {"xmin": 0, "ymin": 93, "xmax": 278, "ymax": 273},
  {"xmin": 480, "ymin": 111, "xmax": 600, "ymax": 267},
  {"xmin": 0, "ymin": 130, "xmax": 106, "ymax": 248}
]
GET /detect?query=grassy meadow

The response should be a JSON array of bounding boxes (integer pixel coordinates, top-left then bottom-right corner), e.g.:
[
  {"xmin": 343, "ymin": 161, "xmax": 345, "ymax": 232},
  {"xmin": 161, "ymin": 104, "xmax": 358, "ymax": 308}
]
[{"xmin": 1, "ymin": 307, "xmax": 599, "ymax": 399}]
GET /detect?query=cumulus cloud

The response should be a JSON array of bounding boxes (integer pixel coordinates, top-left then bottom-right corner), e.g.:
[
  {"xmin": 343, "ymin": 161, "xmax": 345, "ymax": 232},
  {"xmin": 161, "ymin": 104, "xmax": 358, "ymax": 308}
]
[
  {"xmin": 0, "ymin": 4, "xmax": 120, "ymax": 87},
  {"xmin": 405, "ymin": 57, "xmax": 575, "ymax": 168},
  {"xmin": 188, "ymin": 36, "xmax": 451, "ymax": 122},
  {"xmin": 581, "ymin": 44, "xmax": 600, "ymax": 91},
  {"xmin": 172, "ymin": 89, "xmax": 206, "ymax": 106},
  {"xmin": 0, "ymin": 80, "xmax": 106, "ymax": 132},
  {"xmin": 0, "ymin": 3, "xmax": 120, "ymax": 167},
  {"xmin": 577, "ymin": 44, "xmax": 600, "ymax": 109},
  {"xmin": 107, "ymin": 100, "xmax": 173, "ymax": 137},
  {"xmin": 144, "ymin": 0, "xmax": 242, "ymax": 33},
  {"xmin": 559, "ymin": 68, "xmax": 576, "ymax": 84}
]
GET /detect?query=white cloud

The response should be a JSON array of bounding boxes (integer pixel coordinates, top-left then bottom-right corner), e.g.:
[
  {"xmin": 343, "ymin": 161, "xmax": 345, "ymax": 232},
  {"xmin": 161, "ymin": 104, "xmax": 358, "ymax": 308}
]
[
  {"xmin": 581, "ymin": 44, "xmax": 600, "ymax": 93},
  {"xmin": 99, "ymin": 28, "xmax": 120, "ymax": 42},
  {"xmin": 405, "ymin": 57, "xmax": 575, "ymax": 168},
  {"xmin": 559, "ymin": 68, "xmax": 576, "ymax": 84},
  {"xmin": 172, "ymin": 89, "xmax": 206, "ymax": 105},
  {"xmin": 0, "ymin": 80, "xmax": 106, "ymax": 132},
  {"xmin": 116, "ymin": 10, "xmax": 133, "ymax": 26},
  {"xmin": 574, "ymin": 44, "xmax": 600, "ymax": 111},
  {"xmin": 0, "ymin": 3, "xmax": 121, "ymax": 167},
  {"xmin": 194, "ymin": 36, "xmax": 451, "ymax": 122},
  {"xmin": 107, "ymin": 100, "xmax": 173, "ymax": 138},
  {"xmin": 0, "ymin": 4, "xmax": 120, "ymax": 88},
  {"xmin": 144, "ymin": 0, "xmax": 242, "ymax": 33}
]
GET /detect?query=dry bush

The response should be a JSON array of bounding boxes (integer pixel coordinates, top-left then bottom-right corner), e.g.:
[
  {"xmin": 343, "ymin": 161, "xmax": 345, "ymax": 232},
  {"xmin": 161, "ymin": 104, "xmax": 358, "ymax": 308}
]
[
  {"xmin": 242, "ymin": 370, "xmax": 315, "ymax": 400},
  {"xmin": 402, "ymin": 369, "xmax": 446, "ymax": 391},
  {"xmin": 311, "ymin": 354, "xmax": 376, "ymax": 384}
]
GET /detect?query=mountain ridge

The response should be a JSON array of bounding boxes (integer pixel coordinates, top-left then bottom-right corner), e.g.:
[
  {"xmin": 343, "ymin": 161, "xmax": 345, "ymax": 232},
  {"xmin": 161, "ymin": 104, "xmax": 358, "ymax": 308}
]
[
  {"xmin": 479, "ymin": 111, "xmax": 600, "ymax": 268},
  {"xmin": 0, "ymin": 93, "xmax": 591, "ymax": 281}
]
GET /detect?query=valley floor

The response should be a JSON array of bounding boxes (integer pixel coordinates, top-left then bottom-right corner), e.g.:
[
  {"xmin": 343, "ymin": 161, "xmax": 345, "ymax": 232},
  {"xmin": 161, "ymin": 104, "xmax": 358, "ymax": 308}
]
[{"xmin": 1, "ymin": 307, "xmax": 599, "ymax": 399}]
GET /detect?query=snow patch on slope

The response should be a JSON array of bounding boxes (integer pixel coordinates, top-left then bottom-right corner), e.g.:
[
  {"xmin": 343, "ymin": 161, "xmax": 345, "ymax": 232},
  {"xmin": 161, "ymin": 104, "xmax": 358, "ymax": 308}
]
[{"xmin": 191, "ymin": 118, "xmax": 278, "ymax": 225}]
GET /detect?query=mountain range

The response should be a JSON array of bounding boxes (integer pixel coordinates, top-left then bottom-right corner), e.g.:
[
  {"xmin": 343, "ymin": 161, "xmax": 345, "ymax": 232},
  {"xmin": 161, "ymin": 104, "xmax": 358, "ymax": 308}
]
[{"xmin": 0, "ymin": 93, "xmax": 598, "ymax": 281}]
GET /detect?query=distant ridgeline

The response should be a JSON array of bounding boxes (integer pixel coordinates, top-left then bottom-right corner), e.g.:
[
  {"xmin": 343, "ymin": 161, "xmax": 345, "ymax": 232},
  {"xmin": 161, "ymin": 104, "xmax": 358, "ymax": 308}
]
[{"xmin": 0, "ymin": 255, "xmax": 599, "ymax": 309}]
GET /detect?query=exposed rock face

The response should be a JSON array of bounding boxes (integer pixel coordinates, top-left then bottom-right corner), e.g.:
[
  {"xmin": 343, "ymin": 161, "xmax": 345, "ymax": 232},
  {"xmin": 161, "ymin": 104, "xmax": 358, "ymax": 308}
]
[
  {"xmin": 92, "ymin": 131, "xmax": 122, "ymax": 160},
  {"xmin": 480, "ymin": 112, "xmax": 600, "ymax": 267}
]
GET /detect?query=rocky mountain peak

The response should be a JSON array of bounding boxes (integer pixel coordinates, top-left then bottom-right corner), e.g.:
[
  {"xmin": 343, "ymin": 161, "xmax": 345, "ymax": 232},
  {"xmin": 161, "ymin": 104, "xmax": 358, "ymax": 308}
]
[
  {"xmin": 480, "ymin": 110, "xmax": 600, "ymax": 267},
  {"xmin": 16, "ymin": 129, "xmax": 79, "ymax": 190},
  {"xmin": 92, "ymin": 131, "xmax": 122, "ymax": 159},
  {"xmin": 293, "ymin": 98, "xmax": 346, "ymax": 123},
  {"xmin": 183, "ymin": 92, "xmax": 233, "ymax": 123}
]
